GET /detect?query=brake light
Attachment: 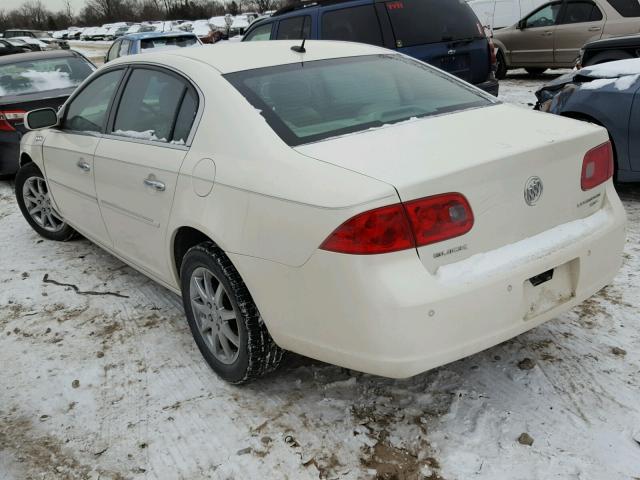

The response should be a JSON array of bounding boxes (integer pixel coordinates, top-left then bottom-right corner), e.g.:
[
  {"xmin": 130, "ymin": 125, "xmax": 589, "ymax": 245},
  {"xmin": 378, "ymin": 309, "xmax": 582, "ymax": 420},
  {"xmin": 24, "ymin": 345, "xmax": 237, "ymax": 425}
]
[
  {"xmin": 404, "ymin": 193, "xmax": 474, "ymax": 247},
  {"xmin": 320, "ymin": 204, "xmax": 414, "ymax": 254},
  {"xmin": 320, "ymin": 193, "xmax": 474, "ymax": 255},
  {"xmin": 581, "ymin": 141, "xmax": 613, "ymax": 191},
  {"xmin": 487, "ymin": 37, "xmax": 497, "ymax": 67},
  {"xmin": 0, "ymin": 110, "xmax": 26, "ymax": 132}
]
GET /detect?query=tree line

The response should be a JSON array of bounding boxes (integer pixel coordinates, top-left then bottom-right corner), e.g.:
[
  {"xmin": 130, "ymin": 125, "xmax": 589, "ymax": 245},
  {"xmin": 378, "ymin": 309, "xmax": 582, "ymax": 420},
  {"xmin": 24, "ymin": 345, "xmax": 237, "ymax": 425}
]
[{"xmin": 0, "ymin": 0, "xmax": 290, "ymax": 32}]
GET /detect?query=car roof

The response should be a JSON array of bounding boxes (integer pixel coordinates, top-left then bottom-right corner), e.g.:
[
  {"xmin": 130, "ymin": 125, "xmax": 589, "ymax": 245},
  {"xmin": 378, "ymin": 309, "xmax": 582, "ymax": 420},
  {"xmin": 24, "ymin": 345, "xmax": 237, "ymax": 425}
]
[
  {"xmin": 0, "ymin": 49, "xmax": 81, "ymax": 65},
  {"xmin": 110, "ymin": 40, "xmax": 388, "ymax": 73},
  {"xmin": 122, "ymin": 31, "xmax": 197, "ymax": 40}
]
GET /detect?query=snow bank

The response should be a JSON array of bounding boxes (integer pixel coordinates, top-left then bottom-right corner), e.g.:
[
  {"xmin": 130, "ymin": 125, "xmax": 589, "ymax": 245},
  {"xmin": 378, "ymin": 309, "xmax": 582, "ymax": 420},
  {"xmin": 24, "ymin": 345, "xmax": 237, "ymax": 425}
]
[{"xmin": 437, "ymin": 209, "xmax": 611, "ymax": 284}]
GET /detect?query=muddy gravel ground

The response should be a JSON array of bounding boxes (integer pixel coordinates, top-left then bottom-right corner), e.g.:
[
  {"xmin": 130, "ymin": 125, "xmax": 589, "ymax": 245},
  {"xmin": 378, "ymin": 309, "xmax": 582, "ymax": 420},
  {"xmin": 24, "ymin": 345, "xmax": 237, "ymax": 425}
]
[{"xmin": 1, "ymin": 65, "xmax": 639, "ymax": 480}]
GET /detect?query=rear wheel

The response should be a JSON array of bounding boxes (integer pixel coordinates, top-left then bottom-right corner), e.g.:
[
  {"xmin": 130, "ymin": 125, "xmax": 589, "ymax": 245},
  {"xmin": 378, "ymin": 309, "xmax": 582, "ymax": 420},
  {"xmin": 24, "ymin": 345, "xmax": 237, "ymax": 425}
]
[
  {"xmin": 525, "ymin": 67, "xmax": 547, "ymax": 76},
  {"xmin": 15, "ymin": 162, "xmax": 76, "ymax": 241},
  {"xmin": 496, "ymin": 50, "xmax": 508, "ymax": 80},
  {"xmin": 180, "ymin": 242, "xmax": 284, "ymax": 384}
]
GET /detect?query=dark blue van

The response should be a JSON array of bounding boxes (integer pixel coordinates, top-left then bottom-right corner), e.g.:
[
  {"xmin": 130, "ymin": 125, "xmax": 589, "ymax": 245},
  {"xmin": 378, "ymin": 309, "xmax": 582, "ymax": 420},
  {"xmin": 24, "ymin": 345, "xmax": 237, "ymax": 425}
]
[{"xmin": 242, "ymin": 0, "xmax": 499, "ymax": 95}]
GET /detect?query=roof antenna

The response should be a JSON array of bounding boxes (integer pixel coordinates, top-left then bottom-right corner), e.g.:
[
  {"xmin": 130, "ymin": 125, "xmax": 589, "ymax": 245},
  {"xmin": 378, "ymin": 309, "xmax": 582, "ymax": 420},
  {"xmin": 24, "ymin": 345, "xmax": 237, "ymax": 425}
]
[{"xmin": 291, "ymin": 38, "xmax": 306, "ymax": 53}]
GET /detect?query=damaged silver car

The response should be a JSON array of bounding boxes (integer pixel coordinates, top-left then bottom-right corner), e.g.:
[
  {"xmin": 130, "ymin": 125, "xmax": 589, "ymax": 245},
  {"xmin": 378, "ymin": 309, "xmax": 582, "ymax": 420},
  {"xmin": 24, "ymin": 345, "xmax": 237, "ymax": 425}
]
[{"xmin": 535, "ymin": 58, "xmax": 640, "ymax": 183}]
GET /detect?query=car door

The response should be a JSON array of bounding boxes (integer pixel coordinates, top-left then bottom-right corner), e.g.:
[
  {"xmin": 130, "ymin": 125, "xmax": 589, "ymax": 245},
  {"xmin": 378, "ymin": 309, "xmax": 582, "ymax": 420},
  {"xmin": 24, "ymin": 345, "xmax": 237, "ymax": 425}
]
[
  {"xmin": 510, "ymin": 1, "xmax": 562, "ymax": 64},
  {"xmin": 243, "ymin": 21, "xmax": 275, "ymax": 41},
  {"xmin": 553, "ymin": 0, "xmax": 604, "ymax": 65},
  {"xmin": 94, "ymin": 66, "xmax": 199, "ymax": 281},
  {"xmin": 43, "ymin": 68, "xmax": 125, "ymax": 245}
]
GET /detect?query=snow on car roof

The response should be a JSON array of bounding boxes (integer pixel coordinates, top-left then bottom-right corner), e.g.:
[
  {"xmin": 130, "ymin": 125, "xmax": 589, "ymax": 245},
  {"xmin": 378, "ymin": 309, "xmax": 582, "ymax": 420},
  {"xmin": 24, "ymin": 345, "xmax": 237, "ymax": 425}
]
[
  {"xmin": 110, "ymin": 40, "xmax": 389, "ymax": 74},
  {"xmin": 581, "ymin": 58, "xmax": 640, "ymax": 79}
]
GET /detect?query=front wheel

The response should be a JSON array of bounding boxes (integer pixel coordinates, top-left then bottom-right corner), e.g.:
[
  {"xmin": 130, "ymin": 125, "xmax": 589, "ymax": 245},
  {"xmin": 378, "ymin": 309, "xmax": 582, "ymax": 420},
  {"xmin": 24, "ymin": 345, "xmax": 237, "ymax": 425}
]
[
  {"xmin": 180, "ymin": 242, "xmax": 284, "ymax": 384},
  {"xmin": 496, "ymin": 50, "xmax": 508, "ymax": 80},
  {"xmin": 15, "ymin": 162, "xmax": 77, "ymax": 241}
]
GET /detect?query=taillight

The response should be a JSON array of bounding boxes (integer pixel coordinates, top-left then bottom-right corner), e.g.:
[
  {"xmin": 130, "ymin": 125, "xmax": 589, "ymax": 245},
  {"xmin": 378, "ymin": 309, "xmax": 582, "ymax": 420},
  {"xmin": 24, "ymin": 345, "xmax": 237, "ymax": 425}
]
[
  {"xmin": 487, "ymin": 37, "xmax": 497, "ymax": 67},
  {"xmin": 0, "ymin": 110, "xmax": 26, "ymax": 132},
  {"xmin": 581, "ymin": 141, "xmax": 613, "ymax": 191},
  {"xmin": 404, "ymin": 193, "xmax": 474, "ymax": 247},
  {"xmin": 320, "ymin": 193, "xmax": 474, "ymax": 255},
  {"xmin": 320, "ymin": 204, "xmax": 414, "ymax": 255}
]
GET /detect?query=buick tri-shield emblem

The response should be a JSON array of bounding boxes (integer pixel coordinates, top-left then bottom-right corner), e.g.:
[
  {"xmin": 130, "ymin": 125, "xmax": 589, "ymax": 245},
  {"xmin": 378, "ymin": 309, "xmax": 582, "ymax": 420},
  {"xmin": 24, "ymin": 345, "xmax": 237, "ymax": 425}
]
[{"xmin": 524, "ymin": 177, "xmax": 543, "ymax": 206}]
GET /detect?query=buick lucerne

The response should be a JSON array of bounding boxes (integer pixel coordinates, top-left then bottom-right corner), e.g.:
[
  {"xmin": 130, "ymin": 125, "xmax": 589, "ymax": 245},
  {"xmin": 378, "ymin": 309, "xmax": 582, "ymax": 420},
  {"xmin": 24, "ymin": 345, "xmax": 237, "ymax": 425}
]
[{"xmin": 15, "ymin": 41, "xmax": 626, "ymax": 383}]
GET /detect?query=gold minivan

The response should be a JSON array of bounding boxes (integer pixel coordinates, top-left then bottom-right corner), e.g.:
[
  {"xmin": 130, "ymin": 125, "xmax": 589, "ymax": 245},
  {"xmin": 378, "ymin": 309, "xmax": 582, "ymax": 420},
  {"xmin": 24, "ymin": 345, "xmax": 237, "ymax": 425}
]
[{"xmin": 493, "ymin": 0, "xmax": 640, "ymax": 77}]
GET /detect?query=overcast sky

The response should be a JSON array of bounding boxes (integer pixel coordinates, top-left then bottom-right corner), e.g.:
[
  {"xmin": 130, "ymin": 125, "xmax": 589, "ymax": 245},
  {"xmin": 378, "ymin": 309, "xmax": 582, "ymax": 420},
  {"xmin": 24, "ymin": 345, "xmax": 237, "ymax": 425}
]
[{"xmin": 1, "ymin": 0, "xmax": 87, "ymax": 13}]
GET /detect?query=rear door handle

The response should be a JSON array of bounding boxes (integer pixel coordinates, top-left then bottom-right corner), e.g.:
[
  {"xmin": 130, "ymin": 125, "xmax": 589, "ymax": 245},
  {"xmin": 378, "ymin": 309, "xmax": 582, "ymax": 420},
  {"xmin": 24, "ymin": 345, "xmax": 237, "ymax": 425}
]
[
  {"xmin": 143, "ymin": 176, "xmax": 165, "ymax": 192},
  {"xmin": 588, "ymin": 26, "xmax": 601, "ymax": 31},
  {"xmin": 542, "ymin": 31, "xmax": 553, "ymax": 36},
  {"xmin": 76, "ymin": 160, "xmax": 90, "ymax": 172}
]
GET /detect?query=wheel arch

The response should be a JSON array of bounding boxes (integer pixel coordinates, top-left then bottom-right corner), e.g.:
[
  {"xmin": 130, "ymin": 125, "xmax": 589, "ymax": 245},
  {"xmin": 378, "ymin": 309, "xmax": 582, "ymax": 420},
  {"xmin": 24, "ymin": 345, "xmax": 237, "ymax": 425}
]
[
  {"xmin": 20, "ymin": 152, "xmax": 34, "ymax": 168},
  {"xmin": 171, "ymin": 225, "xmax": 225, "ymax": 283}
]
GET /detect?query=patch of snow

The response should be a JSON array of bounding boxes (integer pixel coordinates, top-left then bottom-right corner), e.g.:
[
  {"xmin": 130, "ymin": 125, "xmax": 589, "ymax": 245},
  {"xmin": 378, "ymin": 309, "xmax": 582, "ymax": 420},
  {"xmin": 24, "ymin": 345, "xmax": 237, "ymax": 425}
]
[
  {"xmin": 437, "ymin": 209, "xmax": 611, "ymax": 284},
  {"xmin": 581, "ymin": 58, "xmax": 640, "ymax": 78},
  {"xmin": 113, "ymin": 129, "xmax": 166, "ymax": 142},
  {"xmin": 580, "ymin": 74, "xmax": 640, "ymax": 91}
]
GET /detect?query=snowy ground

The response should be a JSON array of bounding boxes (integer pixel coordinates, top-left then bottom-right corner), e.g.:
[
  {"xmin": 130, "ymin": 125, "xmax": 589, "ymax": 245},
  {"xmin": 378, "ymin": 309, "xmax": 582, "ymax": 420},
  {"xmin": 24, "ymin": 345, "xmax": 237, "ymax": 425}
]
[{"xmin": 1, "ymin": 68, "xmax": 639, "ymax": 480}]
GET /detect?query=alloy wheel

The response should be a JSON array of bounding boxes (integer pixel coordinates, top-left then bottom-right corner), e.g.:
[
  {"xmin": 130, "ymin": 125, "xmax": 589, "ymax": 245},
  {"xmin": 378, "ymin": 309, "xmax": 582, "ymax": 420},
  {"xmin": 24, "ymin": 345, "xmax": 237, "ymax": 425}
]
[{"xmin": 21, "ymin": 176, "xmax": 65, "ymax": 233}]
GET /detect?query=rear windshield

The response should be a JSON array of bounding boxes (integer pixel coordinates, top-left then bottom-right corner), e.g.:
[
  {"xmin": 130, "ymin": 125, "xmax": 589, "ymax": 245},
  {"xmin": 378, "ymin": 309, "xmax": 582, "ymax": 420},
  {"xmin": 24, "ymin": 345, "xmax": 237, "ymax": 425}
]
[
  {"xmin": 385, "ymin": 0, "xmax": 484, "ymax": 47},
  {"xmin": 225, "ymin": 54, "xmax": 492, "ymax": 146},
  {"xmin": 140, "ymin": 36, "xmax": 198, "ymax": 50},
  {"xmin": 0, "ymin": 56, "xmax": 94, "ymax": 96}
]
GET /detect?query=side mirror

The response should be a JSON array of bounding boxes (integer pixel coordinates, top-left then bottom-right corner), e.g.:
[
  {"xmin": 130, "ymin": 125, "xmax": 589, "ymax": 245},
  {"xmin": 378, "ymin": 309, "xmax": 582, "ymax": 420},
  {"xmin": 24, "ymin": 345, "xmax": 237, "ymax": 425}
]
[
  {"xmin": 518, "ymin": 19, "xmax": 526, "ymax": 29},
  {"xmin": 24, "ymin": 108, "xmax": 58, "ymax": 130}
]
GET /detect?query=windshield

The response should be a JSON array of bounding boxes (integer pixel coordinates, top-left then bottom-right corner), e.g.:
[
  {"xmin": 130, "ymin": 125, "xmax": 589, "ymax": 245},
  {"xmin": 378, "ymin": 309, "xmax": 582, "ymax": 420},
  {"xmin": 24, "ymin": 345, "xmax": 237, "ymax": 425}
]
[
  {"xmin": 385, "ymin": 0, "xmax": 484, "ymax": 47},
  {"xmin": 225, "ymin": 54, "xmax": 493, "ymax": 146},
  {"xmin": 0, "ymin": 56, "xmax": 94, "ymax": 96},
  {"xmin": 140, "ymin": 36, "xmax": 198, "ymax": 50}
]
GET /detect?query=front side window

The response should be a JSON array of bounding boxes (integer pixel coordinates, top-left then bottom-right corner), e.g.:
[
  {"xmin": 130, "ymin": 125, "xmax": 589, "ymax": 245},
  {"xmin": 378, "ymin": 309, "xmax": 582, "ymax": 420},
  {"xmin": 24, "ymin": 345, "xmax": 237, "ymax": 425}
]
[
  {"xmin": 607, "ymin": 0, "xmax": 640, "ymax": 16},
  {"xmin": 560, "ymin": 1, "xmax": 603, "ymax": 23},
  {"xmin": 63, "ymin": 69, "xmax": 124, "ymax": 133},
  {"xmin": 107, "ymin": 41, "xmax": 120, "ymax": 61},
  {"xmin": 276, "ymin": 16, "xmax": 312, "ymax": 40},
  {"xmin": 244, "ymin": 22, "xmax": 273, "ymax": 41},
  {"xmin": 0, "ymin": 56, "xmax": 95, "ymax": 97},
  {"xmin": 119, "ymin": 39, "xmax": 131, "ymax": 56},
  {"xmin": 525, "ymin": 2, "xmax": 562, "ymax": 27},
  {"xmin": 321, "ymin": 6, "xmax": 383, "ymax": 46},
  {"xmin": 112, "ymin": 68, "xmax": 195, "ymax": 144},
  {"xmin": 226, "ymin": 54, "xmax": 493, "ymax": 146}
]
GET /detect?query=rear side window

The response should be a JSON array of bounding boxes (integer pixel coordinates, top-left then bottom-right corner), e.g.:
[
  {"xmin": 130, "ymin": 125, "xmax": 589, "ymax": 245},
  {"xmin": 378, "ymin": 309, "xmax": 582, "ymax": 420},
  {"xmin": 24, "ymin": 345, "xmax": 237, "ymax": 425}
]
[
  {"xmin": 244, "ymin": 22, "xmax": 273, "ymax": 41},
  {"xmin": 172, "ymin": 89, "xmax": 198, "ymax": 144},
  {"xmin": 112, "ymin": 68, "xmax": 196, "ymax": 144},
  {"xmin": 107, "ymin": 41, "xmax": 120, "ymax": 61},
  {"xmin": 226, "ymin": 54, "xmax": 492, "ymax": 146},
  {"xmin": 384, "ymin": 0, "xmax": 483, "ymax": 48},
  {"xmin": 276, "ymin": 16, "xmax": 312, "ymax": 39},
  {"xmin": 119, "ymin": 39, "xmax": 131, "ymax": 56},
  {"xmin": 321, "ymin": 6, "xmax": 383, "ymax": 46},
  {"xmin": 560, "ymin": 1, "xmax": 603, "ymax": 23},
  {"xmin": 607, "ymin": 0, "xmax": 640, "ymax": 16},
  {"xmin": 524, "ymin": 2, "xmax": 562, "ymax": 27}
]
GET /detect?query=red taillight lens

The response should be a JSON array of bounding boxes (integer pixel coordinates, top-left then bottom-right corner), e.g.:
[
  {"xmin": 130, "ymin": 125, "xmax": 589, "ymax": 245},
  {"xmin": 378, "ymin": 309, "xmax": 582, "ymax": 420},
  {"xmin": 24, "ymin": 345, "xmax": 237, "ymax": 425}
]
[
  {"xmin": 320, "ymin": 193, "xmax": 474, "ymax": 255},
  {"xmin": 404, "ymin": 193, "xmax": 474, "ymax": 247},
  {"xmin": 0, "ymin": 110, "xmax": 26, "ymax": 132},
  {"xmin": 488, "ymin": 38, "xmax": 497, "ymax": 67},
  {"xmin": 320, "ymin": 204, "xmax": 414, "ymax": 255},
  {"xmin": 581, "ymin": 141, "xmax": 613, "ymax": 191}
]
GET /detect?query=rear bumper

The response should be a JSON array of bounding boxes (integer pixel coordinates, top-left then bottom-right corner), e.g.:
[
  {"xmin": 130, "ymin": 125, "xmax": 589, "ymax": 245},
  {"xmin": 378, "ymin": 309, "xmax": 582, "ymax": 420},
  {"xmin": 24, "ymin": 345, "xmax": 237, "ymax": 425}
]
[
  {"xmin": 0, "ymin": 132, "xmax": 21, "ymax": 176},
  {"xmin": 231, "ymin": 183, "xmax": 625, "ymax": 378},
  {"xmin": 476, "ymin": 76, "xmax": 500, "ymax": 96}
]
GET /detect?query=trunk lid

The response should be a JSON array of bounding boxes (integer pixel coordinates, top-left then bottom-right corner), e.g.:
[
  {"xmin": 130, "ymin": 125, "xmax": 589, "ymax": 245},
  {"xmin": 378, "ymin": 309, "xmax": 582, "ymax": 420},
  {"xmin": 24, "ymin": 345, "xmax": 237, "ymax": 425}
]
[{"xmin": 296, "ymin": 103, "xmax": 609, "ymax": 272}]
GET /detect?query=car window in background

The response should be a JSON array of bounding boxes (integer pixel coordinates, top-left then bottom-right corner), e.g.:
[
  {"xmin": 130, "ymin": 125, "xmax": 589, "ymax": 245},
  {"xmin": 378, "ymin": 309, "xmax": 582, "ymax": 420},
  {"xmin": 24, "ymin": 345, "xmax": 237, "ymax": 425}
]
[
  {"xmin": 0, "ymin": 56, "xmax": 95, "ymax": 96},
  {"xmin": 525, "ymin": 2, "xmax": 562, "ymax": 27},
  {"xmin": 276, "ymin": 16, "xmax": 312, "ymax": 40},
  {"xmin": 112, "ymin": 68, "xmax": 187, "ymax": 143},
  {"xmin": 384, "ymin": 0, "xmax": 482, "ymax": 48},
  {"xmin": 226, "ymin": 54, "xmax": 492, "ymax": 146},
  {"xmin": 140, "ymin": 35, "xmax": 198, "ymax": 51},
  {"xmin": 119, "ymin": 39, "xmax": 131, "ymax": 56},
  {"xmin": 321, "ymin": 6, "xmax": 383, "ymax": 46},
  {"xmin": 63, "ymin": 69, "xmax": 123, "ymax": 133},
  {"xmin": 560, "ymin": 1, "xmax": 603, "ymax": 23},
  {"xmin": 107, "ymin": 41, "xmax": 120, "ymax": 61},
  {"xmin": 606, "ymin": 0, "xmax": 640, "ymax": 16},
  {"xmin": 244, "ymin": 22, "xmax": 273, "ymax": 41}
]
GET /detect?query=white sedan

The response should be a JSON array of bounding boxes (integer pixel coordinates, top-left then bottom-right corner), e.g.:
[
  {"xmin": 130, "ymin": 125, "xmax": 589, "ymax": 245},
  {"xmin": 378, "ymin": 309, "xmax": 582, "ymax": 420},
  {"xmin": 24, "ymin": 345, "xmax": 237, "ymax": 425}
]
[{"xmin": 16, "ymin": 41, "xmax": 626, "ymax": 383}]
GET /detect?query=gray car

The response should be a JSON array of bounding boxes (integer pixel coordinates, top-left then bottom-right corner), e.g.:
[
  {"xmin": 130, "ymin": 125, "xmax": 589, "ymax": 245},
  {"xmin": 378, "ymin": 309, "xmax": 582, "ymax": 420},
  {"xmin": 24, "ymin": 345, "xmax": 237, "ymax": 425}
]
[{"xmin": 535, "ymin": 58, "xmax": 640, "ymax": 182}]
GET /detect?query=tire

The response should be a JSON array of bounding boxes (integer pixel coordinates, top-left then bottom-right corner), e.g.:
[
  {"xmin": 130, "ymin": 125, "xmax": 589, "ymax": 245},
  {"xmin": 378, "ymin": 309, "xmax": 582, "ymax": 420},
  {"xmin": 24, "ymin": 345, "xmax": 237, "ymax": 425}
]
[
  {"xmin": 180, "ymin": 242, "xmax": 284, "ymax": 384},
  {"xmin": 15, "ymin": 162, "xmax": 77, "ymax": 242},
  {"xmin": 525, "ymin": 67, "xmax": 547, "ymax": 76},
  {"xmin": 583, "ymin": 50, "xmax": 633, "ymax": 68},
  {"xmin": 496, "ymin": 50, "xmax": 508, "ymax": 80}
]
